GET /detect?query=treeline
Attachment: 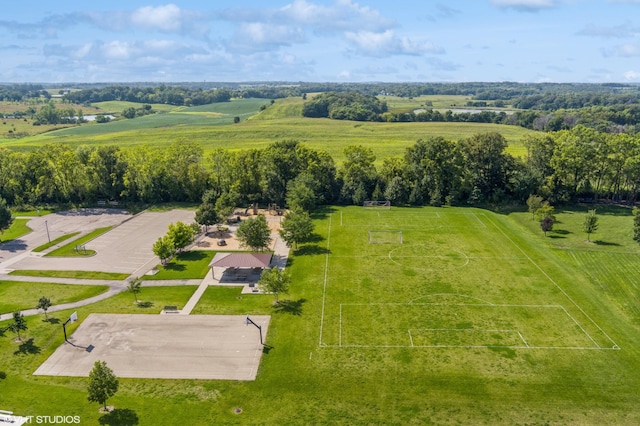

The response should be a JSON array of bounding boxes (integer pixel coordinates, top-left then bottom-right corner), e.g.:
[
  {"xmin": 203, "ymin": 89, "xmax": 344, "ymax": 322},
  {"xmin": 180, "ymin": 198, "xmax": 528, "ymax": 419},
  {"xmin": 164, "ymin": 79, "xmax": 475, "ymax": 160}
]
[
  {"xmin": 2, "ymin": 127, "xmax": 640, "ymax": 210},
  {"xmin": 301, "ymin": 92, "xmax": 388, "ymax": 121},
  {"xmin": 0, "ymin": 84, "xmax": 49, "ymax": 102},
  {"xmin": 64, "ymin": 86, "xmax": 232, "ymax": 106}
]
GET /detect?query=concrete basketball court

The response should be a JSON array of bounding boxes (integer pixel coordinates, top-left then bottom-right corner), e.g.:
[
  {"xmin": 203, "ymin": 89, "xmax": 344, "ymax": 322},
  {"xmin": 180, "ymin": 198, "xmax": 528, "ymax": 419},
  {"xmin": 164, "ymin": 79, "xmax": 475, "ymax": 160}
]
[
  {"xmin": 34, "ymin": 314, "xmax": 270, "ymax": 381},
  {"xmin": 3, "ymin": 209, "xmax": 194, "ymax": 275}
]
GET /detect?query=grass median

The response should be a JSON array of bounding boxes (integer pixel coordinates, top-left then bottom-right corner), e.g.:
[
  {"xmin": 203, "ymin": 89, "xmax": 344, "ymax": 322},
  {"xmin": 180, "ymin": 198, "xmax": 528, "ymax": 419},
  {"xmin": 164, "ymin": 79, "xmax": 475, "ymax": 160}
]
[{"xmin": 45, "ymin": 226, "xmax": 112, "ymax": 257}]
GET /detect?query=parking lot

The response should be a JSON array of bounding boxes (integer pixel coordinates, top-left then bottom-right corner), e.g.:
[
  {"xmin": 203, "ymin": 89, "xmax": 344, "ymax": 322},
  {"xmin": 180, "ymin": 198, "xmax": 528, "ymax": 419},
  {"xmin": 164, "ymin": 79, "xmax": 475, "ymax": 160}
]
[{"xmin": 0, "ymin": 209, "xmax": 195, "ymax": 275}]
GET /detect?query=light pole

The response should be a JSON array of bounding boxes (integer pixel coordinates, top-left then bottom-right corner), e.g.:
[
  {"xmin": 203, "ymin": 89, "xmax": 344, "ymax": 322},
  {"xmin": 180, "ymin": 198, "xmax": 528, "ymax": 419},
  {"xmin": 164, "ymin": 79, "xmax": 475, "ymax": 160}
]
[{"xmin": 45, "ymin": 220, "xmax": 50, "ymax": 243}]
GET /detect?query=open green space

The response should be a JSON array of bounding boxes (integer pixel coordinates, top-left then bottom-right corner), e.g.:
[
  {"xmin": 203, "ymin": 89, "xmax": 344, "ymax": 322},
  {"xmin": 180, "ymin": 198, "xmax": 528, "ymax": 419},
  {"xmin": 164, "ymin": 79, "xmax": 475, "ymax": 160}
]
[
  {"xmin": 11, "ymin": 208, "xmax": 54, "ymax": 217},
  {"xmin": 45, "ymin": 226, "xmax": 112, "ymax": 257},
  {"xmin": 0, "ymin": 281, "xmax": 109, "ymax": 313},
  {"xmin": 0, "ymin": 218, "xmax": 31, "ymax": 243},
  {"xmin": 2, "ymin": 97, "xmax": 535, "ymax": 161},
  {"xmin": 8, "ymin": 270, "xmax": 129, "ymax": 280},
  {"xmin": 1, "ymin": 206, "xmax": 639, "ymax": 424},
  {"xmin": 145, "ymin": 250, "xmax": 216, "ymax": 280}
]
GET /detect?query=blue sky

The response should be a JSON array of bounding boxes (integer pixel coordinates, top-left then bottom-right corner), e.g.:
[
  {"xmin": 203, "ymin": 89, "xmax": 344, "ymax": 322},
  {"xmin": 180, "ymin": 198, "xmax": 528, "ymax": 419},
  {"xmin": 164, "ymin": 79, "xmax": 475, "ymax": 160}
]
[{"xmin": 1, "ymin": 0, "xmax": 640, "ymax": 83}]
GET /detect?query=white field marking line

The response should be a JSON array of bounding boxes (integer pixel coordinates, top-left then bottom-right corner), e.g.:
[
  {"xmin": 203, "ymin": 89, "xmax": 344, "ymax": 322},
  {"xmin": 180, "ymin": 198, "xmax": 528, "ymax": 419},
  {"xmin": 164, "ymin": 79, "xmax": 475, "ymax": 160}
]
[
  {"xmin": 558, "ymin": 305, "xmax": 600, "ymax": 348},
  {"xmin": 408, "ymin": 329, "xmax": 414, "ymax": 347},
  {"xmin": 518, "ymin": 331, "xmax": 530, "ymax": 348},
  {"xmin": 484, "ymin": 214, "xmax": 620, "ymax": 350},
  {"xmin": 341, "ymin": 303, "xmax": 604, "ymax": 349},
  {"xmin": 318, "ymin": 213, "xmax": 332, "ymax": 347},
  {"xmin": 472, "ymin": 212, "xmax": 487, "ymax": 228},
  {"xmin": 320, "ymin": 343, "xmax": 618, "ymax": 350}
]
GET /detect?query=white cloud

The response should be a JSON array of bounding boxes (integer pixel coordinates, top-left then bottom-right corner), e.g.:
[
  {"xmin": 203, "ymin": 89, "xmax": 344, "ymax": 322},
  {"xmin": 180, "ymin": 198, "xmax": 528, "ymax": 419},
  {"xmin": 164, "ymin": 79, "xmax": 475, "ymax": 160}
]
[
  {"xmin": 130, "ymin": 4, "xmax": 183, "ymax": 32},
  {"xmin": 490, "ymin": 0, "xmax": 558, "ymax": 12},
  {"xmin": 624, "ymin": 70, "xmax": 640, "ymax": 80},
  {"xmin": 345, "ymin": 30, "xmax": 443, "ymax": 57},
  {"xmin": 103, "ymin": 41, "xmax": 137, "ymax": 60}
]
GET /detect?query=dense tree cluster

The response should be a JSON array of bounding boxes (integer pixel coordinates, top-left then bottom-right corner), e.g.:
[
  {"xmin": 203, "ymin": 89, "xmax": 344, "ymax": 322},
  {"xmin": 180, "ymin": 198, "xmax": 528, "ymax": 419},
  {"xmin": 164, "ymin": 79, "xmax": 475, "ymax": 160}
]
[
  {"xmin": 301, "ymin": 92, "xmax": 388, "ymax": 121},
  {"xmin": 3, "ymin": 127, "xmax": 640, "ymax": 210},
  {"xmin": 64, "ymin": 85, "xmax": 232, "ymax": 106},
  {"xmin": 0, "ymin": 84, "xmax": 49, "ymax": 102}
]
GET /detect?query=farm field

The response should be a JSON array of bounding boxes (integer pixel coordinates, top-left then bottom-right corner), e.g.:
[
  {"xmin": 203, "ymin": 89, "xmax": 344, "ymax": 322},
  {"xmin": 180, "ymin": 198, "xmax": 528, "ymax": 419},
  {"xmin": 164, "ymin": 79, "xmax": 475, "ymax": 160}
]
[
  {"xmin": 0, "ymin": 206, "xmax": 638, "ymax": 424},
  {"xmin": 1, "ymin": 96, "xmax": 534, "ymax": 161}
]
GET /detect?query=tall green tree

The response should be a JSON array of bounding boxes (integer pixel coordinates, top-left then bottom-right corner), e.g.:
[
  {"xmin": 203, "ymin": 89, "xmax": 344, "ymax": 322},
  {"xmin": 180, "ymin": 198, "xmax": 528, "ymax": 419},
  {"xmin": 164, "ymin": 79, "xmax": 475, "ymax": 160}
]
[
  {"xmin": 261, "ymin": 140, "xmax": 305, "ymax": 206},
  {"xmin": 152, "ymin": 235, "xmax": 175, "ymax": 265},
  {"xmin": 583, "ymin": 209, "xmax": 598, "ymax": 242},
  {"xmin": 87, "ymin": 361, "xmax": 119, "ymax": 412},
  {"xmin": 167, "ymin": 222, "xmax": 195, "ymax": 252},
  {"xmin": 286, "ymin": 173, "xmax": 318, "ymax": 212},
  {"xmin": 458, "ymin": 132, "xmax": 512, "ymax": 203},
  {"xmin": 236, "ymin": 215, "xmax": 272, "ymax": 251},
  {"xmin": 339, "ymin": 145, "xmax": 377, "ymax": 204},
  {"xmin": 633, "ymin": 208, "xmax": 640, "ymax": 243},
  {"xmin": 7, "ymin": 311, "xmax": 27, "ymax": 341},
  {"xmin": 404, "ymin": 137, "xmax": 462, "ymax": 205},
  {"xmin": 0, "ymin": 197, "xmax": 13, "ymax": 240},
  {"xmin": 195, "ymin": 203, "xmax": 219, "ymax": 233},
  {"xmin": 36, "ymin": 296, "xmax": 52, "ymax": 320},
  {"xmin": 526, "ymin": 195, "xmax": 544, "ymax": 220},
  {"xmin": 279, "ymin": 210, "xmax": 314, "ymax": 250},
  {"xmin": 258, "ymin": 267, "xmax": 290, "ymax": 304}
]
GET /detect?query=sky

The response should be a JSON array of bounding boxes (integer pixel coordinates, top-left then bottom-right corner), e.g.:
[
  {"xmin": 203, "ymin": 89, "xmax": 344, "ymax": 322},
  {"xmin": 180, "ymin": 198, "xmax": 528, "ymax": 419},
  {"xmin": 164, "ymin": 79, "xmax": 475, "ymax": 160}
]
[{"xmin": 1, "ymin": 0, "xmax": 640, "ymax": 84}]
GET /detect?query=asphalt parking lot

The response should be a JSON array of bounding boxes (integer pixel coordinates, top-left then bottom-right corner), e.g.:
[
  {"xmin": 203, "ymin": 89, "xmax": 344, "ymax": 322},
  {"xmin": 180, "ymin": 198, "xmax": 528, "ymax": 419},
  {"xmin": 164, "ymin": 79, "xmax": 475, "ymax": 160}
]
[{"xmin": 0, "ymin": 209, "xmax": 195, "ymax": 275}]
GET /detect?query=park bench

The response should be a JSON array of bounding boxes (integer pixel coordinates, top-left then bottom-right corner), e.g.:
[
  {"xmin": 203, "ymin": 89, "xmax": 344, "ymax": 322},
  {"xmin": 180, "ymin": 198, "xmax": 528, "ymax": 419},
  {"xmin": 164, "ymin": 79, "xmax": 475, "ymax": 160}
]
[{"xmin": 163, "ymin": 305, "xmax": 179, "ymax": 313}]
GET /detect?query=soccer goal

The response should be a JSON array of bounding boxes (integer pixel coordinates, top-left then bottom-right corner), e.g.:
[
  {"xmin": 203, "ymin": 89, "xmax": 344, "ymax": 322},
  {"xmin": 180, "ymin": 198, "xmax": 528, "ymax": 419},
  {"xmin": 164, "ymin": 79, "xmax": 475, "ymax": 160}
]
[
  {"xmin": 368, "ymin": 230, "xmax": 403, "ymax": 244},
  {"xmin": 363, "ymin": 200, "xmax": 391, "ymax": 209}
]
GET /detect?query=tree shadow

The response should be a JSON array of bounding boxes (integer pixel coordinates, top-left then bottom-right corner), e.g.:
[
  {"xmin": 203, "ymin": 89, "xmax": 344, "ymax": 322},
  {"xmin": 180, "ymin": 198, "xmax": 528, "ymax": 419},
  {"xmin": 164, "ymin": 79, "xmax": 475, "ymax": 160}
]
[
  {"xmin": 0, "ymin": 240, "xmax": 28, "ymax": 252},
  {"xmin": 306, "ymin": 233, "xmax": 325, "ymax": 243},
  {"xmin": 98, "ymin": 408, "xmax": 139, "ymax": 426},
  {"xmin": 13, "ymin": 338, "xmax": 41, "ymax": 356},
  {"xmin": 0, "ymin": 371, "xmax": 6, "ymax": 380},
  {"xmin": 593, "ymin": 240, "xmax": 621, "ymax": 247},
  {"xmin": 294, "ymin": 245, "xmax": 331, "ymax": 256},
  {"xmin": 273, "ymin": 298, "xmax": 306, "ymax": 316},
  {"xmin": 163, "ymin": 264, "xmax": 186, "ymax": 272},
  {"xmin": 45, "ymin": 317, "xmax": 61, "ymax": 324},
  {"xmin": 137, "ymin": 301, "xmax": 154, "ymax": 308},
  {"xmin": 548, "ymin": 235, "xmax": 566, "ymax": 239},
  {"xmin": 552, "ymin": 229, "xmax": 571, "ymax": 235}
]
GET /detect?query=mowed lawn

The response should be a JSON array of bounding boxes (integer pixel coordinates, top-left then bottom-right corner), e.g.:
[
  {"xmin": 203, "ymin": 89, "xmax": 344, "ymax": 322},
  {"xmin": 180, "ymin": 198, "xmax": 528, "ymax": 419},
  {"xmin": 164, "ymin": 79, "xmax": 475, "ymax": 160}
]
[{"xmin": 1, "ymin": 206, "xmax": 639, "ymax": 425}]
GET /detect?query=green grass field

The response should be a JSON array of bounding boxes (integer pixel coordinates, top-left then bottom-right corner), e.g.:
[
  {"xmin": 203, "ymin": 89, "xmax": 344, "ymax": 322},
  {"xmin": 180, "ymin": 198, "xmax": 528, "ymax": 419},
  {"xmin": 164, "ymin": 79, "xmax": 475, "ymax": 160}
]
[
  {"xmin": 1, "ymin": 97, "xmax": 534, "ymax": 161},
  {"xmin": 8, "ymin": 270, "xmax": 129, "ymax": 280},
  {"xmin": 45, "ymin": 226, "xmax": 112, "ymax": 257},
  {"xmin": 0, "ymin": 281, "xmax": 109, "ymax": 313},
  {"xmin": 0, "ymin": 219, "xmax": 31, "ymax": 243},
  {"xmin": 1, "ymin": 206, "xmax": 639, "ymax": 424},
  {"xmin": 145, "ymin": 250, "xmax": 216, "ymax": 280}
]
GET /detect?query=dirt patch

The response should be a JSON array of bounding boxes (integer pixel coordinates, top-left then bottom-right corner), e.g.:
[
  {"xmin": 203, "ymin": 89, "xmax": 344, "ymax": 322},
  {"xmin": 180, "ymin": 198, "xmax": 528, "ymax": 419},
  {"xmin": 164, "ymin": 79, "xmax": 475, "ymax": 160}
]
[{"xmin": 197, "ymin": 209, "xmax": 285, "ymax": 251}]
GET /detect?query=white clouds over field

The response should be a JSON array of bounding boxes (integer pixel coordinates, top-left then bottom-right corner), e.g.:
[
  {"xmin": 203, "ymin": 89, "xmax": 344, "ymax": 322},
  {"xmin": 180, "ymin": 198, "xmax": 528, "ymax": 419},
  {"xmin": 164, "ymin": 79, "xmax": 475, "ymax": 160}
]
[{"xmin": 1, "ymin": 0, "xmax": 639, "ymax": 82}]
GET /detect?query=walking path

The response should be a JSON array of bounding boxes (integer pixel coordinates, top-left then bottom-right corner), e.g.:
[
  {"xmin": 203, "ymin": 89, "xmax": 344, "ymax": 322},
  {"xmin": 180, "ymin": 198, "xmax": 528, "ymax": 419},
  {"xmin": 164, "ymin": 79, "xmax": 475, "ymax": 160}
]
[{"xmin": 1, "ymin": 226, "xmax": 291, "ymax": 321}]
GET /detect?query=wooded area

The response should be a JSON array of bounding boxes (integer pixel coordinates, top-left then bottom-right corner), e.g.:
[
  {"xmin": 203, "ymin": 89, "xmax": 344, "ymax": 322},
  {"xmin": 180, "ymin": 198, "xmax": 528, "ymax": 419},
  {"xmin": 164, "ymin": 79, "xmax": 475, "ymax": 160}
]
[{"xmin": 1, "ymin": 126, "xmax": 639, "ymax": 209}]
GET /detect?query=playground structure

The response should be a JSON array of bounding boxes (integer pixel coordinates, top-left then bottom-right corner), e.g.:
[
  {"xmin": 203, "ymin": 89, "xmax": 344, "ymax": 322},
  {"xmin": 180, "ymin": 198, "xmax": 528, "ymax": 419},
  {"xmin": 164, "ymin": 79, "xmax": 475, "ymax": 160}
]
[{"xmin": 268, "ymin": 203, "xmax": 283, "ymax": 215}]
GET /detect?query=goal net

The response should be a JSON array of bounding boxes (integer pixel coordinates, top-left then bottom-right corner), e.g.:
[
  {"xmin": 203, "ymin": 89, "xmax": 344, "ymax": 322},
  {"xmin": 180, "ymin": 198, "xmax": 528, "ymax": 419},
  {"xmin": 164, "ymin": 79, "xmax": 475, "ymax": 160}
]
[
  {"xmin": 368, "ymin": 230, "xmax": 403, "ymax": 244},
  {"xmin": 363, "ymin": 200, "xmax": 391, "ymax": 209}
]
